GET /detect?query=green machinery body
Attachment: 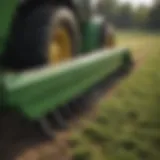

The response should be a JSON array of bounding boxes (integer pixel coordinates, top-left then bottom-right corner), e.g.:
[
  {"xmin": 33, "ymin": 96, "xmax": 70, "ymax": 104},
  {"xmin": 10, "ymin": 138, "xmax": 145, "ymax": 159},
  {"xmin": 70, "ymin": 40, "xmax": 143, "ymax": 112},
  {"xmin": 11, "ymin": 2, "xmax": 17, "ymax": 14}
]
[
  {"xmin": 0, "ymin": 0, "xmax": 133, "ymax": 130},
  {"xmin": 4, "ymin": 48, "xmax": 131, "ymax": 120},
  {"xmin": 0, "ymin": 0, "xmax": 19, "ymax": 54},
  {"xmin": 0, "ymin": 0, "xmax": 103, "ymax": 57}
]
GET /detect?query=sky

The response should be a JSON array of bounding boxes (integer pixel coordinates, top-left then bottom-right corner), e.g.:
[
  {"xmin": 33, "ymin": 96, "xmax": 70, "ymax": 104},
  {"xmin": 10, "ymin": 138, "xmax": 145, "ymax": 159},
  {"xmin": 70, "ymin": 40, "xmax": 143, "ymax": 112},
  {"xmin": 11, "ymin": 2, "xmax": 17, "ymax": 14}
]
[
  {"xmin": 118, "ymin": 0, "xmax": 153, "ymax": 7},
  {"xmin": 92, "ymin": 0, "xmax": 154, "ymax": 8}
]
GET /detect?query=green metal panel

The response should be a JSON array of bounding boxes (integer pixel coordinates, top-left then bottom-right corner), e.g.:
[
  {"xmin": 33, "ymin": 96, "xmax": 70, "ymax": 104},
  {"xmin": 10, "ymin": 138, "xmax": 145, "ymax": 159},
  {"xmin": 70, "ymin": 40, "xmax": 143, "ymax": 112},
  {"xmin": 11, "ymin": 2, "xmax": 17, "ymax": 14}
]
[
  {"xmin": 3, "ymin": 48, "xmax": 132, "ymax": 120},
  {"xmin": 0, "ymin": 0, "xmax": 19, "ymax": 55},
  {"xmin": 80, "ymin": 16, "xmax": 104, "ymax": 53},
  {"xmin": 0, "ymin": 0, "xmax": 18, "ymax": 111}
]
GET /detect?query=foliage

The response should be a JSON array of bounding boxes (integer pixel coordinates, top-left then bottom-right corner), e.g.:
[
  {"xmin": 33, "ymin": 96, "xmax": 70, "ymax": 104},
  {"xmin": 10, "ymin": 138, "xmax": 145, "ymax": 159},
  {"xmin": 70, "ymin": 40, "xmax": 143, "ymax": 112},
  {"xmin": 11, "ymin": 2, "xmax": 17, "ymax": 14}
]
[
  {"xmin": 147, "ymin": 3, "xmax": 160, "ymax": 29},
  {"xmin": 97, "ymin": 0, "xmax": 160, "ymax": 30}
]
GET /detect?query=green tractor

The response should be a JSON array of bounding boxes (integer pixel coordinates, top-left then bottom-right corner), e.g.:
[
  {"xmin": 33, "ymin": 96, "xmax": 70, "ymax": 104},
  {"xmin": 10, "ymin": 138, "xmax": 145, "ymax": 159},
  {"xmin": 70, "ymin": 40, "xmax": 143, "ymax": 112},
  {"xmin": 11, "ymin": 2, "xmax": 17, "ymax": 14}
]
[
  {"xmin": 1, "ymin": 0, "xmax": 115, "ymax": 70},
  {"xmin": 0, "ymin": 0, "xmax": 132, "ymax": 138}
]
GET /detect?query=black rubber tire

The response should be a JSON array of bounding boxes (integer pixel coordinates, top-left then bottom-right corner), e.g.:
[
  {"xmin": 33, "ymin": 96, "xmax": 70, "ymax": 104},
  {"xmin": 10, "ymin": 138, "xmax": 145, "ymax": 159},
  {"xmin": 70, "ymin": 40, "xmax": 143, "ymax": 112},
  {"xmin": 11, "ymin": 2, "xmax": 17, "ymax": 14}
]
[{"xmin": 3, "ymin": 5, "xmax": 81, "ymax": 70}]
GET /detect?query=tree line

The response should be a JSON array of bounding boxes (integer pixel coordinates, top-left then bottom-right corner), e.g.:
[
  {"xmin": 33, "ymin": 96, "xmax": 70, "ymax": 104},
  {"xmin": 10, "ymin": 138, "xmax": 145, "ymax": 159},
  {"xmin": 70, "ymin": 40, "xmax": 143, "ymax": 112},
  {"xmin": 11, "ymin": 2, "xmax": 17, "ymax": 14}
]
[{"xmin": 97, "ymin": 0, "xmax": 160, "ymax": 30}]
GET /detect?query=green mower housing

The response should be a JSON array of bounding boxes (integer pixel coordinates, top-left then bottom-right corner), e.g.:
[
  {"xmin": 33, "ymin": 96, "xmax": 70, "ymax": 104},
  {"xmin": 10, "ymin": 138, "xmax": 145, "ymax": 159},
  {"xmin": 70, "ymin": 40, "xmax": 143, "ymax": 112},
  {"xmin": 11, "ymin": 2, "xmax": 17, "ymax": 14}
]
[{"xmin": 0, "ymin": 0, "xmax": 133, "ymax": 137}]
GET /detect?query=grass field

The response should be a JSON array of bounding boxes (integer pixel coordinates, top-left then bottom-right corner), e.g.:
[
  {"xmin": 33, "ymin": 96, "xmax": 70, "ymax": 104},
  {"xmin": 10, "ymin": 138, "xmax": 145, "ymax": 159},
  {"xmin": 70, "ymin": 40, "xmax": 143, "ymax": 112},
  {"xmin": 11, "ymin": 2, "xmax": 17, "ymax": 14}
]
[
  {"xmin": 5, "ymin": 31, "xmax": 159, "ymax": 160},
  {"xmin": 117, "ymin": 31, "xmax": 160, "ymax": 61},
  {"xmin": 68, "ymin": 31, "xmax": 160, "ymax": 160}
]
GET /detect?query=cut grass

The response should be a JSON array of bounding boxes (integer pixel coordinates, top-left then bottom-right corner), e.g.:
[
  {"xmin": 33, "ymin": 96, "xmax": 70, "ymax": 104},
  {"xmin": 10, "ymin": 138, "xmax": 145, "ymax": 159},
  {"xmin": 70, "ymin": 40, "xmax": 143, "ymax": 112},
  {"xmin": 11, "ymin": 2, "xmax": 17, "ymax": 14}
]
[
  {"xmin": 70, "ymin": 31, "xmax": 160, "ymax": 160},
  {"xmin": 116, "ymin": 31, "xmax": 160, "ymax": 61},
  {"xmin": 71, "ymin": 146, "xmax": 91, "ymax": 160}
]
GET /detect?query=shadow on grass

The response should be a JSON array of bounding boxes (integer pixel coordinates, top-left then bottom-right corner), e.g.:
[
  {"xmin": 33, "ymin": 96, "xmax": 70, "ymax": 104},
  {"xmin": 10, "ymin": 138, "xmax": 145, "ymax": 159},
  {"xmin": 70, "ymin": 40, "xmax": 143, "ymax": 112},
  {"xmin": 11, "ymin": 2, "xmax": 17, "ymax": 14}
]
[{"xmin": 0, "ymin": 63, "xmax": 133, "ymax": 160}]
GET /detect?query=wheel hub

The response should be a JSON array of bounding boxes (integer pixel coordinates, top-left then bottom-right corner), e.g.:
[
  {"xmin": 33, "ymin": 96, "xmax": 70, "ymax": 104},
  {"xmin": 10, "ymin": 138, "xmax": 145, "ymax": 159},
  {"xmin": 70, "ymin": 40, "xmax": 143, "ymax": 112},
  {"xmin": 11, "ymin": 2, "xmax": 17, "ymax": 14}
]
[{"xmin": 48, "ymin": 27, "xmax": 72, "ymax": 64}]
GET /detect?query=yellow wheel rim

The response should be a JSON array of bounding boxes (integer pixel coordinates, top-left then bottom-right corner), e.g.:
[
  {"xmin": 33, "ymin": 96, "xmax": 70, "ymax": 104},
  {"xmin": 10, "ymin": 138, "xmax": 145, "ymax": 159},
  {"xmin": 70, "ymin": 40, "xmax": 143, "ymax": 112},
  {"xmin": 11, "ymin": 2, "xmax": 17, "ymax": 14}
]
[
  {"xmin": 104, "ymin": 25, "xmax": 116, "ymax": 48},
  {"xmin": 105, "ymin": 34, "xmax": 115, "ymax": 48},
  {"xmin": 48, "ymin": 26, "xmax": 72, "ymax": 64}
]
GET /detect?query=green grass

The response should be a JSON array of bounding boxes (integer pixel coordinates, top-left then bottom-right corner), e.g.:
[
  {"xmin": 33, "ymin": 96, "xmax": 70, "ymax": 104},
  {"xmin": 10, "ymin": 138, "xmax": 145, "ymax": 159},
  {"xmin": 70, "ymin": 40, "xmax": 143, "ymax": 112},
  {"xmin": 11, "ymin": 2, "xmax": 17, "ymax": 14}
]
[
  {"xmin": 116, "ymin": 31, "xmax": 160, "ymax": 61},
  {"xmin": 69, "ymin": 31, "xmax": 160, "ymax": 160}
]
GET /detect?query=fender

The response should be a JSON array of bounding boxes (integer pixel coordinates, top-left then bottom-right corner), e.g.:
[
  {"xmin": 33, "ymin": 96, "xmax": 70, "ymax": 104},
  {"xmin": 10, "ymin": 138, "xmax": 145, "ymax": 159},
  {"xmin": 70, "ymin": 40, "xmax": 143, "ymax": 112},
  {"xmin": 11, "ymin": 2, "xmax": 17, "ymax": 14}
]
[
  {"xmin": 81, "ymin": 15, "xmax": 105, "ymax": 53},
  {"xmin": 16, "ymin": 0, "xmax": 88, "ymax": 22},
  {"xmin": 20, "ymin": 0, "xmax": 91, "ymax": 22}
]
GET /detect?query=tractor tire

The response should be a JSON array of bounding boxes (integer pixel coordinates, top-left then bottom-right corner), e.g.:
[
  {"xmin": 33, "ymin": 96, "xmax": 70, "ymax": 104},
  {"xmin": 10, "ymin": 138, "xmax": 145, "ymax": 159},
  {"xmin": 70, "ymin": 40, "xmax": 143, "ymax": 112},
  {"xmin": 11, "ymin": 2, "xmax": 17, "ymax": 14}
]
[
  {"xmin": 3, "ymin": 5, "xmax": 81, "ymax": 70},
  {"xmin": 99, "ymin": 21, "xmax": 116, "ymax": 48}
]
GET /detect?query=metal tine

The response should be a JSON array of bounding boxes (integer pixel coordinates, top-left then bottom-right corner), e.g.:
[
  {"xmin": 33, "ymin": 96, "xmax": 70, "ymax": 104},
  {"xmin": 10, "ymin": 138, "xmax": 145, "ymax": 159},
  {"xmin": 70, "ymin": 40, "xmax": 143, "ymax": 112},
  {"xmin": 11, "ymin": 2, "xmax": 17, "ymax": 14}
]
[
  {"xmin": 68, "ymin": 100, "xmax": 77, "ymax": 111},
  {"xmin": 71, "ymin": 99, "xmax": 81, "ymax": 112},
  {"xmin": 71, "ymin": 98, "xmax": 85, "ymax": 115},
  {"xmin": 62, "ymin": 104, "xmax": 73, "ymax": 119},
  {"xmin": 52, "ymin": 109, "xmax": 67, "ymax": 129},
  {"xmin": 39, "ymin": 118, "xmax": 55, "ymax": 139},
  {"xmin": 66, "ymin": 94, "xmax": 87, "ymax": 114}
]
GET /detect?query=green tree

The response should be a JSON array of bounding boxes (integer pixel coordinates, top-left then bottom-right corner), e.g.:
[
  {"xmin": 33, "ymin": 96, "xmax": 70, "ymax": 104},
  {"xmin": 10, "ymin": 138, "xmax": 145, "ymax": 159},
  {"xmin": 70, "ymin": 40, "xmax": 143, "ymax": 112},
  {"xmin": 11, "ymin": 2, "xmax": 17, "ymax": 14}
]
[
  {"xmin": 148, "ymin": 2, "xmax": 160, "ymax": 29},
  {"xmin": 115, "ymin": 3, "xmax": 134, "ymax": 28},
  {"xmin": 134, "ymin": 5, "xmax": 150, "ymax": 28},
  {"xmin": 96, "ymin": 0, "xmax": 118, "ymax": 20}
]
